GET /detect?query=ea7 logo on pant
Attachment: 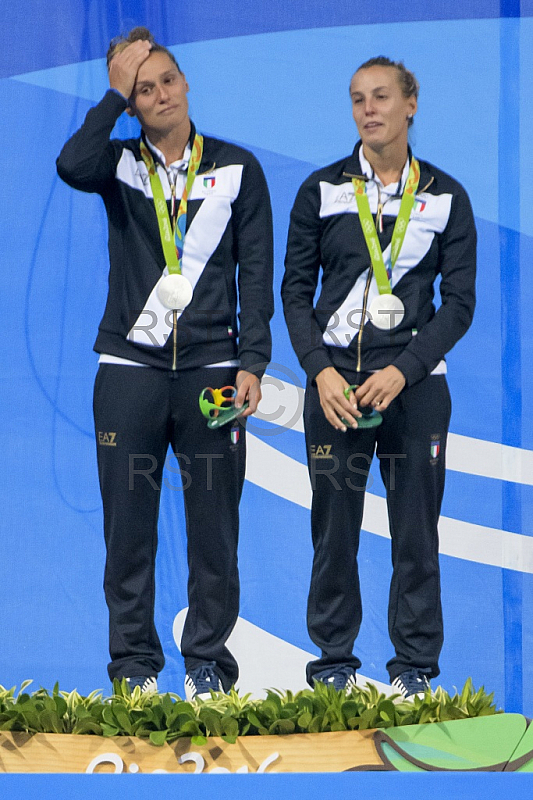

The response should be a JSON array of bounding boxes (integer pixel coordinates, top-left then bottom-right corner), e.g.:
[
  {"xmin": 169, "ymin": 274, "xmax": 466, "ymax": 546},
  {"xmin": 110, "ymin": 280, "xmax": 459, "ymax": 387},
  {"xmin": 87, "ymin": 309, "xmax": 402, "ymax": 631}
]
[
  {"xmin": 310, "ymin": 444, "xmax": 332, "ymax": 459},
  {"xmin": 98, "ymin": 432, "xmax": 117, "ymax": 447}
]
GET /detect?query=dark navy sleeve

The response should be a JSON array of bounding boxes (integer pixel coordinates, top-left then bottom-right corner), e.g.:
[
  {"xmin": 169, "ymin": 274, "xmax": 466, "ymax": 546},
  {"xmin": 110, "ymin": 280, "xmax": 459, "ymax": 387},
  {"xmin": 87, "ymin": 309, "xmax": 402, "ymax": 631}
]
[
  {"xmin": 56, "ymin": 90, "xmax": 128, "ymax": 194},
  {"xmin": 282, "ymin": 177, "xmax": 335, "ymax": 382},
  {"xmin": 393, "ymin": 183, "xmax": 477, "ymax": 386},
  {"xmin": 233, "ymin": 153, "xmax": 274, "ymax": 378}
]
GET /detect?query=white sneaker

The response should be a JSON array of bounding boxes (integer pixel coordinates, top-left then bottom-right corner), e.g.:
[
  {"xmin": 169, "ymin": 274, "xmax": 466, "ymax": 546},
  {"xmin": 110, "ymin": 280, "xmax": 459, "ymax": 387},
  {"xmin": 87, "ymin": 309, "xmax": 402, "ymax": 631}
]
[
  {"xmin": 312, "ymin": 666, "xmax": 357, "ymax": 692},
  {"xmin": 125, "ymin": 675, "xmax": 158, "ymax": 694},
  {"xmin": 391, "ymin": 669, "xmax": 431, "ymax": 700},
  {"xmin": 185, "ymin": 662, "xmax": 223, "ymax": 701}
]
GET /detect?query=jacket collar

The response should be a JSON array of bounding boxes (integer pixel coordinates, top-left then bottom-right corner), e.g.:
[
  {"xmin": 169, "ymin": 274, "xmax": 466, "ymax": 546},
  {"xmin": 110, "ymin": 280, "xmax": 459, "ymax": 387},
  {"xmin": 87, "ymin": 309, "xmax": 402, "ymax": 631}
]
[
  {"xmin": 343, "ymin": 141, "xmax": 433, "ymax": 193},
  {"xmin": 139, "ymin": 121, "xmax": 215, "ymax": 174},
  {"xmin": 143, "ymin": 135, "xmax": 191, "ymax": 170}
]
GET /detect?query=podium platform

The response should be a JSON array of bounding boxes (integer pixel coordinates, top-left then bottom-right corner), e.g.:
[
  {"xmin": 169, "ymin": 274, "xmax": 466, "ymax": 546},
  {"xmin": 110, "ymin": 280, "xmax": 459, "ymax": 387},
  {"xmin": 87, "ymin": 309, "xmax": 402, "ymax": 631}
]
[{"xmin": 2, "ymin": 714, "xmax": 533, "ymax": 773}]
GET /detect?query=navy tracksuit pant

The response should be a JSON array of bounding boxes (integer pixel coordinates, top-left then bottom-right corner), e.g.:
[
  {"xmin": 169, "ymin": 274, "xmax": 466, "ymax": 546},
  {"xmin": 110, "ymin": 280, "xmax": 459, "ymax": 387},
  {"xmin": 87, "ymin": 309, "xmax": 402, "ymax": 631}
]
[
  {"xmin": 93, "ymin": 364, "xmax": 246, "ymax": 690},
  {"xmin": 304, "ymin": 371, "xmax": 451, "ymax": 685}
]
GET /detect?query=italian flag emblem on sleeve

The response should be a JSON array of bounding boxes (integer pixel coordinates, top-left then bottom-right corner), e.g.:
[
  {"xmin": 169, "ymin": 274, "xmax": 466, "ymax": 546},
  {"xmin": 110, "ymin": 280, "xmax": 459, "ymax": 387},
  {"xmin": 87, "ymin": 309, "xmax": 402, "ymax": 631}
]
[{"xmin": 431, "ymin": 440, "xmax": 440, "ymax": 459}]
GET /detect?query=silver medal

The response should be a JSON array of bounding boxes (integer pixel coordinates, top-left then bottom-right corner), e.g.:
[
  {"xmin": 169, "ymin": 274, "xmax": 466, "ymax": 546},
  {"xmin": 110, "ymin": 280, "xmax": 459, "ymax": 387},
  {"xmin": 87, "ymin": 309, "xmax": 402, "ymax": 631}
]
[
  {"xmin": 157, "ymin": 273, "xmax": 193, "ymax": 310},
  {"xmin": 368, "ymin": 294, "xmax": 405, "ymax": 330}
]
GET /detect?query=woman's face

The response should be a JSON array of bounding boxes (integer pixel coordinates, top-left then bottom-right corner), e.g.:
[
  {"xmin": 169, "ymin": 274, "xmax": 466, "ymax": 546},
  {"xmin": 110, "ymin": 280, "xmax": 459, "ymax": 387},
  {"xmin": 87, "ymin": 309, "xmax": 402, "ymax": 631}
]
[
  {"xmin": 128, "ymin": 51, "xmax": 190, "ymax": 138},
  {"xmin": 349, "ymin": 65, "xmax": 417, "ymax": 153}
]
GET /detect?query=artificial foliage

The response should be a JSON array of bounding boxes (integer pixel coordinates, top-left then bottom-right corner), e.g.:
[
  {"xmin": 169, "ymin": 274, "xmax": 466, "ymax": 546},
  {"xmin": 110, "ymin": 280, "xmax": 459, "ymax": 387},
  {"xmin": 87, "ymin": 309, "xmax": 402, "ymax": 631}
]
[{"xmin": 0, "ymin": 678, "xmax": 499, "ymax": 747}]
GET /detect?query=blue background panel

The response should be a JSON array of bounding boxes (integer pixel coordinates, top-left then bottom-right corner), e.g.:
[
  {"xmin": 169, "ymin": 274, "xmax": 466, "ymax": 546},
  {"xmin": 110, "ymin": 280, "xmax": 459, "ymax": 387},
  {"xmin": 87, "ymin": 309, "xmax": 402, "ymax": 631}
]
[
  {"xmin": 2, "ymin": 1, "xmax": 521, "ymax": 79},
  {"xmin": 2, "ymin": 773, "xmax": 533, "ymax": 800}
]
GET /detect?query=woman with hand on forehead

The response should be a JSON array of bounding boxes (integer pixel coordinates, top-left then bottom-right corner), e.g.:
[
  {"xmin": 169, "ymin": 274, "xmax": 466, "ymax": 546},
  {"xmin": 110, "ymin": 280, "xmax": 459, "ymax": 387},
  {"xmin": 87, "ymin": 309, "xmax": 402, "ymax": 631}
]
[
  {"xmin": 57, "ymin": 28, "xmax": 273, "ymax": 701},
  {"xmin": 282, "ymin": 57, "xmax": 476, "ymax": 699}
]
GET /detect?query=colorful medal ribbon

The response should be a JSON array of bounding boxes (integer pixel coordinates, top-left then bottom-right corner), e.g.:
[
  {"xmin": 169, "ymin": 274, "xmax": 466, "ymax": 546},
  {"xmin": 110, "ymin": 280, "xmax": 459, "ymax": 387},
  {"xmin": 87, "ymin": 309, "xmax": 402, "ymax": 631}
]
[
  {"xmin": 140, "ymin": 134, "xmax": 204, "ymax": 274},
  {"xmin": 352, "ymin": 157, "xmax": 420, "ymax": 295}
]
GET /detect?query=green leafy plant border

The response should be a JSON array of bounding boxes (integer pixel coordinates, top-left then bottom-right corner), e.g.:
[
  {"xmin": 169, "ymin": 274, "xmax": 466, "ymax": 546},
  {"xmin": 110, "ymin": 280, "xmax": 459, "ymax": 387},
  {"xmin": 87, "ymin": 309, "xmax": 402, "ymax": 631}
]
[{"xmin": 0, "ymin": 678, "xmax": 498, "ymax": 748}]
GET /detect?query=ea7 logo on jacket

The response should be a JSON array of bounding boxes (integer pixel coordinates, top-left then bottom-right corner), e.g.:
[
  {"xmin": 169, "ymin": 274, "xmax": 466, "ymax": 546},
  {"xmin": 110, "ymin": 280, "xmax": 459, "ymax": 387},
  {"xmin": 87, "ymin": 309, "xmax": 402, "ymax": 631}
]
[
  {"xmin": 310, "ymin": 444, "xmax": 333, "ymax": 459},
  {"xmin": 334, "ymin": 189, "xmax": 356, "ymax": 204},
  {"xmin": 98, "ymin": 432, "xmax": 117, "ymax": 447}
]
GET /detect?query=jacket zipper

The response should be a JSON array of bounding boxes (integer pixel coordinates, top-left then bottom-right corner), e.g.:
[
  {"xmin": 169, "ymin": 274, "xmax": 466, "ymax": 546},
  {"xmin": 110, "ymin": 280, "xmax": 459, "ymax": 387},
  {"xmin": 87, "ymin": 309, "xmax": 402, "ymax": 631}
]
[
  {"xmin": 356, "ymin": 182, "xmax": 383, "ymax": 372},
  {"xmin": 172, "ymin": 311, "xmax": 178, "ymax": 370},
  {"xmin": 357, "ymin": 269, "xmax": 373, "ymax": 372},
  {"xmin": 167, "ymin": 162, "xmax": 217, "ymax": 371},
  {"xmin": 169, "ymin": 181, "xmax": 178, "ymax": 371}
]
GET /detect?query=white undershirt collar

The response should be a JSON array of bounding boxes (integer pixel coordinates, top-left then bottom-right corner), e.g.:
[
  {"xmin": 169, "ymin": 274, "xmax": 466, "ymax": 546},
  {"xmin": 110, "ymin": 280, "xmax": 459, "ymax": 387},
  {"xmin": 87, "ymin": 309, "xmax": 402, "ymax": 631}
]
[
  {"xmin": 358, "ymin": 149, "xmax": 410, "ymax": 197},
  {"xmin": 145, "ymin": 136, "xmax": 191, "ymax": 174}
]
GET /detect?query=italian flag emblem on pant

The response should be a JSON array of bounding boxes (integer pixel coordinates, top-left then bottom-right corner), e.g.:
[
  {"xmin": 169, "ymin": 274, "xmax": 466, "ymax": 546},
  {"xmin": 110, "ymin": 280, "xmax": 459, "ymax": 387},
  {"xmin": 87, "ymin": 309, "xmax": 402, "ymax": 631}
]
[{"xmin": 431, "ymin": 440, "xmax": 440, "ymax": 458}]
